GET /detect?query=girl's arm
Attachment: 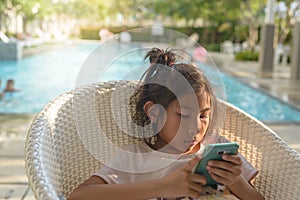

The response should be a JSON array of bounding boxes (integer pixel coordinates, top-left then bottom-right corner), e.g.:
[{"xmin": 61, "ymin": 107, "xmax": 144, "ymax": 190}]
[
  {"xmin": 67, "ymin": 176, "xmax": 165, "ymax": 200},
  {"xmin": 227, "ymin": 175, "xmax": 265, "ymax": 200},
  {"xmin": 207, "ymin": 154, "xmax": 264, "ymax": 200},
  {"xmin": 67, "ymin": 156, "xmax": 206, "ymax": 200}
]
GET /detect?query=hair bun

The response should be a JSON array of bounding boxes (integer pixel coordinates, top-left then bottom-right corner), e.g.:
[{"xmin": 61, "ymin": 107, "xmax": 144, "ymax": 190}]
[{"xmin": 144, "ymin": 47, "xmax": 175, "ymax": 66}]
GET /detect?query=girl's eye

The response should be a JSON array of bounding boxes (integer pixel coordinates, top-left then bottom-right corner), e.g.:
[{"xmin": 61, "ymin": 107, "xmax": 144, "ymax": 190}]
[
  {"xmin": 200, "ymin": 114, "xmax": 209, "ymax": 119},
  {"xmin": 178, "ymin": 113, "xmax": 189, "ymax": 118}
]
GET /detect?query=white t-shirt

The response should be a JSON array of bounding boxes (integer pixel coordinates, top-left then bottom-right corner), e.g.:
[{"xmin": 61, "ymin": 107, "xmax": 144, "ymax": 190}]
[
  {"xmin": 93, "ymin": 141, "xmax": 200, "ymax": 184},
  {"xmin": 93, "ymin": 137, "xmax": 258, "ymax": 199}
]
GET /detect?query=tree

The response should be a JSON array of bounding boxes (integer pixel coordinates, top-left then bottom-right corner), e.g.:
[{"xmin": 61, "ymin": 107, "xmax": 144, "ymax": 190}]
[
  {"xmin": 0, "ymin": 0, "xmax": 9, "ymax": 31},
  {"xmin": 239, "ymin": 0, "xmax": 265, "ymax": 51},
  {"xmin": 152, "ymin": 0, "xmax": 241, "ymax": 43},
  {"xmin": 14, "ymin": 0, "xmax": 46, "ymax": 33},
  {"xmin": 152, "ymin": 0, "xmax": 210, "ymax": 27},
  {"xmin": 275, "ymin": 0, "xmax": 300, "ymax": 45}
]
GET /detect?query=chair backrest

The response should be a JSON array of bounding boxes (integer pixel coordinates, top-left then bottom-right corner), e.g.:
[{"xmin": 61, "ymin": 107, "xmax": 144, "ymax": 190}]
[{"xmin": 25, "ymin": 80, "xmax": 300, "ymax": 200}]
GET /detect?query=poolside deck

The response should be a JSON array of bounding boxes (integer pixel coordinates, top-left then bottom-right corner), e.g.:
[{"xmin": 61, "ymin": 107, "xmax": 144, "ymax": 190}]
[
  {"xmin": 1, "ymin": 51, "xmax": 300, "ymax": 199},
  {"xmin": 210, "ymin": 52, "xmax": 300, "ymax": 110},
  {"xmin": 210, "ymin": 51, "xmax": 300, "ymax": 152}
]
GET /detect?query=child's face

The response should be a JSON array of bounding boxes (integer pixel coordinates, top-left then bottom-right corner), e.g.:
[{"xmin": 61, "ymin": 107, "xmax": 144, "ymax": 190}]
[
  {"xmin": 156, "ymin": 91, "xmax": 211, "ymax": 154},
  {"xmin": 7, "ymin": 81, "xmax": 14, "ymax": 89}
]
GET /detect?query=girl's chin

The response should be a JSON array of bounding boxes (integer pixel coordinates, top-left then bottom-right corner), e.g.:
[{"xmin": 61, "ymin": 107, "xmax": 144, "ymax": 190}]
[
  {"xmin": 185, "ymin": 143, "xmax": 200, "ymax": 154},
  {"xmin": 154, "ymin": 142, "xmax": 200, "ymax": 154}
]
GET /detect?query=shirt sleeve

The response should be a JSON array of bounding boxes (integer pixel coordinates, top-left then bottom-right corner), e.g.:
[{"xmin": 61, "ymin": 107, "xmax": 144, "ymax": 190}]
[
  {"xmin": 92, "ymin": 147, "xmax": 131, "ymax": 184},
  {"xmin": 92, "ymin": 164, "xmax": 125, "ymax": 184},
  {"xmin": 92, "ymin": 144, "xmax": 147, "ymax": 184}
]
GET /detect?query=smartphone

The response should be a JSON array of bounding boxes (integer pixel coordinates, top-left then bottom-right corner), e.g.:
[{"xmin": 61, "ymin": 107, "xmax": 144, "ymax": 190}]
[{"xmin": 192, "ymin": 142, "xmax": 239, "ymax": 187}]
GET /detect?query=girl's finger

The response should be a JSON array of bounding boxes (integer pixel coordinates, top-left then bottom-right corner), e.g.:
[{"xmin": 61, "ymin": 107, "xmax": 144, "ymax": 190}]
[
  {"xmin": 188, "ymin": 181, "xmax": 203, "ymax": 194},
  {"xmin": 189, "ymin": 173, "xmax": 206, "ymax": 185},
  {"xmin": 184, "ymin": 155, "xmax": 202, "ymax": 172},
  {"xmin": 208, "ymin": 171, "xmax": 229, "ymax": 185},
  {"xmin": 222, "ymin": 154, "xmax": 242, "ymax": 165},
  {"xmin": 187, "ymin": 189, "xmax": 201, "ymax": 199},
  {"xmin": 207, "ymin": 160, "xmax": 239, "ymax": 172},
  {"xmin": 207, "ymin": 165, "xmax": 232, "ymax": 179},
  {"xmin": 207, "ymin": 160, "xmax": 241, "ymax": 175}
]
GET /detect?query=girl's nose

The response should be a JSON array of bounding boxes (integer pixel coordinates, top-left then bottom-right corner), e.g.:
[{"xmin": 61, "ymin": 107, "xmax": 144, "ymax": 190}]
[
  {"xmin": 188, "ymin": 117, "xmax": 201, "ymax": 136},
  {"xmin": 189, "ymin": 118, "xmax": 201, "ymax": 136}
]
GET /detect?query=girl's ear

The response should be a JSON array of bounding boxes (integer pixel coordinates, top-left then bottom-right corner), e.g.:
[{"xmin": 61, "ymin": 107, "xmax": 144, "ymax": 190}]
[{"xmin": 143, "ymin": 101, "xmax": 160, "ymax": 123}]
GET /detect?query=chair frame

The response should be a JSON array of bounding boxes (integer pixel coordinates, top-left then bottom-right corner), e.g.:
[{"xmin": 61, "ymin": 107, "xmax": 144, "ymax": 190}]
[{"xmin": 25, "ymin": 80, "xmax": 300, "ymax": 200}]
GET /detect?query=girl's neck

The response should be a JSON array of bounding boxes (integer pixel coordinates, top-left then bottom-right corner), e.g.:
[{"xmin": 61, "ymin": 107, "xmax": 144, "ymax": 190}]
[{"xmin": 152, "ymin": 140, "xmax": 180, "ymax": 155}]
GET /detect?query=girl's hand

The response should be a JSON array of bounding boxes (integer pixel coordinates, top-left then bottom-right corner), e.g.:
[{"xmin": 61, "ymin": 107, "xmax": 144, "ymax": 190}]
[
  {"xmin": 206, "ymin": 153, "xmax": 242, "ymax": 186},
  {"xmin": 159, "ymin": 156, "xmax": 206, "ymax": 199}
]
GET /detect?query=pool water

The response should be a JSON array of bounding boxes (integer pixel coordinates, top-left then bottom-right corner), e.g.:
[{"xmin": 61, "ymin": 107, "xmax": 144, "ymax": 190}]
[
  {"xmin": 0, "ymin": 44, "xmax": 96, "ymax": 113},
  {"xmin": 0, "ymin": 42, "xmax": 300, "ymax": 122},
  {"xmin": 222, "ymin": 73, "xmax": 300, "ymax": 121}
]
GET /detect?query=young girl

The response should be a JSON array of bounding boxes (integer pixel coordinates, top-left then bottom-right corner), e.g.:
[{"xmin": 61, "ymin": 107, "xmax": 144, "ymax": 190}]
[{"xmin": 68, "ymin": 48, "xmax": 264, "ymax": 200}]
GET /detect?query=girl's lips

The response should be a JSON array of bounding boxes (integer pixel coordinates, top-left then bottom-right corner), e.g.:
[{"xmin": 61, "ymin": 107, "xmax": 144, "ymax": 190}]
[
  {"xmin": 184, "ymin": 139, "xmax": 199, "ymax": 145},
  {"xmin": 191, "ymin": 140, "xmax": 198, "ymax": 144}
]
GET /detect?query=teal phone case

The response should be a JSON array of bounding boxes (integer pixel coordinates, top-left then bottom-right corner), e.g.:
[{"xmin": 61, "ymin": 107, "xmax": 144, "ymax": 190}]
[{"xmin": 193, "ymin": 142, "xmax": 239, "ymax": 187}]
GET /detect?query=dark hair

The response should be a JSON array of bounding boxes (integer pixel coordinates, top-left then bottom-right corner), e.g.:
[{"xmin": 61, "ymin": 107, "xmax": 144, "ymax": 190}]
[
  {"xmin": 7, "ymin": 79, "xmax": 14, "ymax": 84},
  {"xmin": 130, "ymin": 47, "xmax": 217, "ymax": 143},
  {"xmin": 144, "ymin": 47, "xmax": 176, "ymax": 65}
]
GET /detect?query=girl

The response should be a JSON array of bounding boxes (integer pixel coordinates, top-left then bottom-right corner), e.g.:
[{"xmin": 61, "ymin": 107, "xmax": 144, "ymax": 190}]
[{"xmin": 68, "ymin": 48, "xmax": 264, "ymax": 200}]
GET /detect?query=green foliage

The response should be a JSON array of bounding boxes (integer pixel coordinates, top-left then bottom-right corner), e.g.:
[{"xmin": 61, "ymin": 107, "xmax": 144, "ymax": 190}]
[
  {"xmin": 153, "ymin": 0, "xmax": 241, "ymax": 27},
  {"xmin": 1, "ymin": 0, "xmax": 295, "ymax": 46},
  {"xmin": 79, "ymin": 26, "xmax": 137, "ymax": 40},
  {"xmin": 79, "ymin": 25, "xmax": 240, "ymax": 44},
  {"xmin": 235, "ymin": 51, "xmax": 259, "ymax": 61},
  {"xmin": 108, "ymin": 27, "xmax": 131, "ymax": 34},
  {"xmin": 80, "ymin": 28, "xmax": 100, "ymax": 40},
  {"xmin": 6, "ymin": 32, "xmax": 17, "ymax": 38},
  {"xmin": 203, "ymin": 43, "xmax": 221, "ymax": 52},
  {"xmin": 166, "ymin": 26, "xmax": 235, "ymax": 44}
]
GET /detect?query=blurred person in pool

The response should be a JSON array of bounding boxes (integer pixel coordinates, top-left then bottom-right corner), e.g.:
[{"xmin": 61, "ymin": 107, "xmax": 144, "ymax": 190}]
[
  {"xmin": 0, "ymin": 79, "xmax": 20, "ymax": 99},
  {"xmin": 3, "ymin": 79, "xmax": 19, "ymax": 93}
]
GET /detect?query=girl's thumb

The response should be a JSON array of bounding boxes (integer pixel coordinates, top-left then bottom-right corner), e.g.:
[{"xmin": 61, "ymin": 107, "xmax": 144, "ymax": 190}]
[{"xmin": 184, "ymin": 155, "xmax": 202, "ymax": 172}]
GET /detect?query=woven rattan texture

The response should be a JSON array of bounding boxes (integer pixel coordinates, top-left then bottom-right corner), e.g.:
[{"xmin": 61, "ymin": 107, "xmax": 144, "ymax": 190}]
[
  {"xmin": 25, "ymin": 81, "xmax": 300, "ymax": 200},
  {"xmin": 220, "ymin": 107, "xmax": 300, "ymax": 199}
]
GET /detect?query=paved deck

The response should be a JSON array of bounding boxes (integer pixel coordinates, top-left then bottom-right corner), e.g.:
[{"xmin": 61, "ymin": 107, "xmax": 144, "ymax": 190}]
[
  {"xmin": 1, "ymin": 52, "xmax": 300, "ymax": 199},
  {"xmin": 210, "ymin": 52, "xmax": 300, "ymax": 110},
  {"xmin": 0, "ymin": 137, "xmax": 34, "ymax": 200}
]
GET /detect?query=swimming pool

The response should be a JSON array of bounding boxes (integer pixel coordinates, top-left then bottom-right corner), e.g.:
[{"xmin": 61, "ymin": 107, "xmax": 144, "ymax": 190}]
[{"xmin": 0, "ymin": 42, "xmax": 300, "ymax": 122}]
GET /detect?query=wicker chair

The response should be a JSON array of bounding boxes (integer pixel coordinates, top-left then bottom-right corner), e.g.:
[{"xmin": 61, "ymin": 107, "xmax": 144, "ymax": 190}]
[{"xmin": 25, "ymin": 80, "xmax": 300, "ymax": 200}]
